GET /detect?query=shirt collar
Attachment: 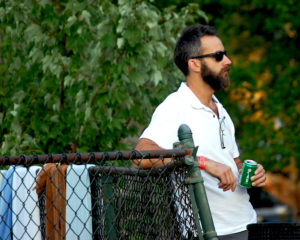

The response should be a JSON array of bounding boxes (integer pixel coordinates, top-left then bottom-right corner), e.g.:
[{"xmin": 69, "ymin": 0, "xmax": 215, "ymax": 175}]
[{"xmin": 178, "ymin": 82, "xmax": 221, "ymax": 110}]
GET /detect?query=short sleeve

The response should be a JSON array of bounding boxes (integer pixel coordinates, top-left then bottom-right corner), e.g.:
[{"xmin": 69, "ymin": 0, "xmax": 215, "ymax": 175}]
[{"xmin": 140, "ymin": 98, "xmax": 181, "ymax": 149}]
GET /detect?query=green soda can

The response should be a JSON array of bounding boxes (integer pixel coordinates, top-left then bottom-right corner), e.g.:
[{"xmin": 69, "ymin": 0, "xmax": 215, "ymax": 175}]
[{"xmin": 239, "ymin": 160, "xmax": 257, "ymax": 188}]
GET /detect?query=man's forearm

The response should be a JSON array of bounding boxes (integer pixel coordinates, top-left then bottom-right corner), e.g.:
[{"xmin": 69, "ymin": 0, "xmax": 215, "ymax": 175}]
[
  {"xmin": 204, "ymin": 157, "xmax": 237, "ymax": 192},
  {"xmin": 234, "ymin": 157, "xmax": 243, "ymax": 173}
]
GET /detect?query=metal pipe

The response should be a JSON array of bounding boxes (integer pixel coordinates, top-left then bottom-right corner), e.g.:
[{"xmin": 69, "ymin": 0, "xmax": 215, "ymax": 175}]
[{"xmin": 0, "ymin": 149, "xmax": 187, "ymax": 165}]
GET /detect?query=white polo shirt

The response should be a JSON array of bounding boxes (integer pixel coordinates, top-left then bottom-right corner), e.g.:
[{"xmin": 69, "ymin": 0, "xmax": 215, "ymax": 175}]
[{"xmin": 140, "ymin": 82, "xmax": 257, "ymax": 236}]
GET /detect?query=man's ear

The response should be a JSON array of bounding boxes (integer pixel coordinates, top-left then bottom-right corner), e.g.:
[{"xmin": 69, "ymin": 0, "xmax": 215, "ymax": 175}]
[{"xmin": 188, "ymin": 59, "xmax": 201, "ymax": 73}]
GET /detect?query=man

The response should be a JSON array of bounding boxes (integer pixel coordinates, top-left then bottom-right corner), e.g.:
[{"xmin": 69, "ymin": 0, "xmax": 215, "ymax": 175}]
[{"xmin": 135, "ymin": 25, "xmax": 266, "ymax": 239}]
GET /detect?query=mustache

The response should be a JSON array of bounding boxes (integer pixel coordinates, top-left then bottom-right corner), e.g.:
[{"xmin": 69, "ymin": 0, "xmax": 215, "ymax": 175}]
[{"xmin": 222, "ymin": 66, "xmax": 230, "ymax": 73}]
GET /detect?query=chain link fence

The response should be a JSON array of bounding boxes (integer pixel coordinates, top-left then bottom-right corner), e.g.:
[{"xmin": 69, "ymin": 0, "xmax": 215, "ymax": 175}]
[{"xmin": 0, "ymin": 149, "xmax": 201, "ymax": 240}]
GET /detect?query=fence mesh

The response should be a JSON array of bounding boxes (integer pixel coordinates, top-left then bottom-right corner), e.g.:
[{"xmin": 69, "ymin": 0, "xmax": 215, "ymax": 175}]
[{"xmin": 0, "ymin": 150, "xmax": 199, "ymax": 240}]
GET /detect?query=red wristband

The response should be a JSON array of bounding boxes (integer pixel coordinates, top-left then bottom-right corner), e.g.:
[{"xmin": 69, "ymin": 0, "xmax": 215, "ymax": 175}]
[{"xmin": 198, "ymin": 156, "xmax": 205, "ymax": 170}]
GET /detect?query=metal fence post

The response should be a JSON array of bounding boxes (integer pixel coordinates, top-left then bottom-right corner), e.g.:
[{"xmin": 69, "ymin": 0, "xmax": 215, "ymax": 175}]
[
  {"xmin": 102, "ymin": 175, "xmax": 117, "ymax": 240},
  {"xmin": 178, "ymin": 124, "xmax": 219, "ymax": 240}
]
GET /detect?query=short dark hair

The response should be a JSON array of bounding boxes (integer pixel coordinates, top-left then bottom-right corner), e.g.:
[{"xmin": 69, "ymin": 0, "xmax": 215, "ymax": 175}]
[{"xmin": 174, "ymin": 25, "xmax": 217, "ymax": 76}]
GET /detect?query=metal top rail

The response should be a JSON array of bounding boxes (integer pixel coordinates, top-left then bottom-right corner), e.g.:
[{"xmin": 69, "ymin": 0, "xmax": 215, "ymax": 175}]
[{"xmin": 0, "ymin": 149, "xmax": 189, "ymax": 165}]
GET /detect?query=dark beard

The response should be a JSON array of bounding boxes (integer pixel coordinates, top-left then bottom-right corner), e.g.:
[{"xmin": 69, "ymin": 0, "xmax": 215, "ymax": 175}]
[{"xmin": 201, "ymin": 62, "xmax": 230, "ymax": 91}]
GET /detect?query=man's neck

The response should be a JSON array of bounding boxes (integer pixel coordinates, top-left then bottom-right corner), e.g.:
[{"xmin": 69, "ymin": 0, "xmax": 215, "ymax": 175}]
[{"xmin": 186, "ymin": 76, "xmax": 215, "ymax": 107}]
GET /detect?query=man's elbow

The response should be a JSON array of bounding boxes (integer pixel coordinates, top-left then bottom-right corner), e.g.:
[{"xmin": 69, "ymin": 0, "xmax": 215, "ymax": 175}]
[
  {"xmin": 133, "ymin": 138, "xmax": 161, "ymax": 169},
  {"xmin": 133, "ymin": 159, "xmax": 153, "ymax": 169}
]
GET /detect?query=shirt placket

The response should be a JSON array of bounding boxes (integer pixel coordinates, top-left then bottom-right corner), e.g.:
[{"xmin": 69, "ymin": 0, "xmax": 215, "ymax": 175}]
[{"xmin": 197, "ymin": 105, "xmax": 225, "ymax": 150}]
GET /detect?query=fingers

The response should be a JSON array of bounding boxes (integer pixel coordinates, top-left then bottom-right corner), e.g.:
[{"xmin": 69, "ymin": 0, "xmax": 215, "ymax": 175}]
[
  {"xmin": 253, "ymin": 176, "xmax": 266, "ymax": 187},
  {"xmin": 232, "ymin": 180, "xmax": 237, "ymax": 191},
  {"xmin": 251, "ymin": 164, "xmax": 266, "ymax": 187},
  {"xmin": 218, "ymin": 180, "xmax": 236, "ymax": 192},
  {"xmin": 252, "ymin": 173, "xmax": 266, "ymax": 187},
  {"xmin": 254, "ymin": 164, "xmax": 265, "ymax": 176},
  {"xmin": 218, "ymin": 167, "xmax": 237, "ymax": 192},
  {"xmin": 204, "ymin": 159, "xmax": 237, "ymax": 192}
]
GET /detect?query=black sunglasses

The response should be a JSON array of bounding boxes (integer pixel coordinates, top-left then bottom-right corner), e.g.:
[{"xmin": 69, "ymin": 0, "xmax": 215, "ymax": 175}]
[{"xmin": 190, "ymin": 51, "xmax": 227, "ymax": 62}]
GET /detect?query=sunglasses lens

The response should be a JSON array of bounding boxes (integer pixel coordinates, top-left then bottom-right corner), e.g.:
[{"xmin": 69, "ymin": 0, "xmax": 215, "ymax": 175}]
[{"xmin": 215, "ymin": 52, "xmax": 225, "ymax": 62}]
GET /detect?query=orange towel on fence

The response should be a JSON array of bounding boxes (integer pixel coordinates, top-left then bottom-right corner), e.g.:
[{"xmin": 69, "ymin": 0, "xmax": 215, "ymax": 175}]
[{"xmin": 36, "ymin": 163, "xmax": 68, "ymax": 240}]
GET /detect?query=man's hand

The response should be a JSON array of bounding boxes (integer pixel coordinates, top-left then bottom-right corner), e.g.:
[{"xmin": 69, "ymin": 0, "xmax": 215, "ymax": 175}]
[
  {"xmin": 251, "ymin": 164, "xmax": 266, "ymax": 187},
  {"xmin": 205, "ymin": 159, "xmax": 237, "ymax": 192}
]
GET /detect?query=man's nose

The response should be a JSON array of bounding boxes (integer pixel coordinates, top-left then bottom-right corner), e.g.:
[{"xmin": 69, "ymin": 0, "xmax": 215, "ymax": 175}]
[{"xmin": 223, "ymin": 55, "xmax": 232, "ymax": 65}]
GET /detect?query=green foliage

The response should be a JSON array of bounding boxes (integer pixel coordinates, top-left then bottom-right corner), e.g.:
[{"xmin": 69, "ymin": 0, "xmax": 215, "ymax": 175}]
[
  {"xmin": 2, "ymin": 0, "xmax": 298, "ymax": 174},
  {"xmin": 0, "ymin": 0, "xmax": 207, "ymax": 155}
]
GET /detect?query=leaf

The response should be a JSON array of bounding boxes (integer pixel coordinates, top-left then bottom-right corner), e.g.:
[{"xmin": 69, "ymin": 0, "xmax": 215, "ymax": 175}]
[
  {"xmin": 117, "ymin": 38, "xmax": 124, "ymax": 49},
  {"xmin": 196, "ymin": 10, "xmax": 208, "ymax": 23},
  {"xmin": 84, "ymin": 106, "xmax": 92, "ymax": 121},
  {"xmin": 0, "ymin": 8, "xmax": 5, "ymax": 21},
  {"xmin": 80, "ymin": 10, "xmax": 91, "ymax": 26},
  {"xmin": 76, "ymin": 89, "xmax": 85, "ymax": 106},
  {"xmin": 67, "ymin": 15, "xmax": 77, "ymax": 27},
  {"xmin": 29, "ymin": 47, "xmax": 44, "ymax": 62},
  {"xmin": 64, "ymin": 75, "xmax": 75, "ymax": 87},
  {"xmin": 152, "ymin": 69, "xmax": 162, "ymax": 86},
  {"xmin": 38, "ymin": 0, "xmax": 50, "ymax": 7},
  {"xmin": 24, "ymin": 24, "xmax": 43, "ymax": 43},
  {"xmin": 50, "ymin": 115, "xmax": 59, "ymax": 123}
]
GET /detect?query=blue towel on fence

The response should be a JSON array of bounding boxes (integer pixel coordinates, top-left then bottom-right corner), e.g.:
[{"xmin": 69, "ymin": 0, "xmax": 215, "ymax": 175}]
[
  {"xmin": 0, "ymin": 166, "xmax": 16, "ymax": 240},
  {"xmin": 12, "ymin": 166, "xmax": 42, "ymax": 240},
  {"xmin": 66, "ymin": 164, "xmax": 94, "ymax": 240}
]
